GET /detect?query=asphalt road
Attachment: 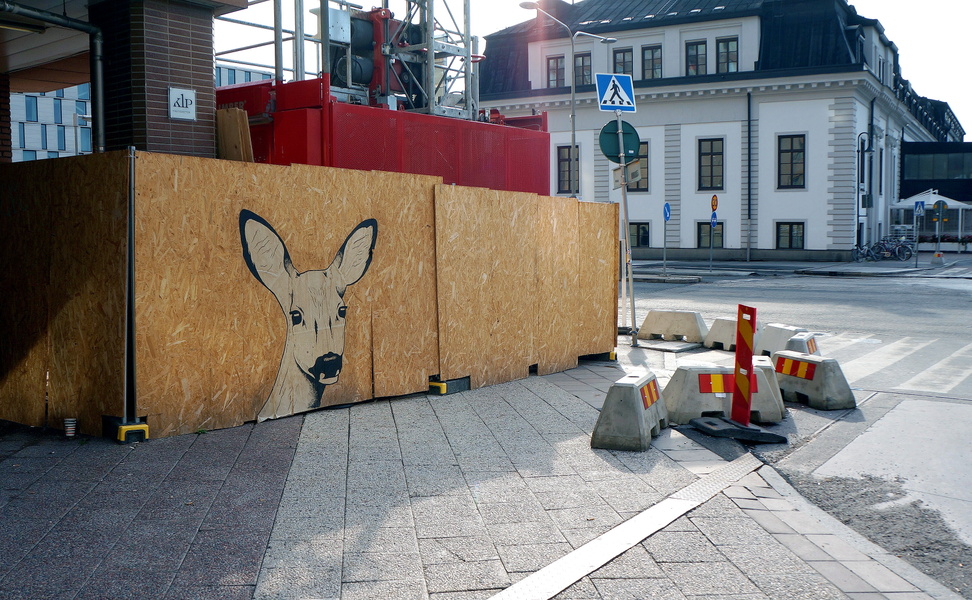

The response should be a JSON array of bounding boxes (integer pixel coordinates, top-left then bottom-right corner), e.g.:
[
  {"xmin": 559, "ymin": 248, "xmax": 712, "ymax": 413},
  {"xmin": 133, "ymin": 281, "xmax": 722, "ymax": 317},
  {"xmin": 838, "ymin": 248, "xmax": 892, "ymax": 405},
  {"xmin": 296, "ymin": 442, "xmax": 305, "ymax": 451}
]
[{"xmin": 625, "ymin": 269, "xmax": 972, "ymax": 597}]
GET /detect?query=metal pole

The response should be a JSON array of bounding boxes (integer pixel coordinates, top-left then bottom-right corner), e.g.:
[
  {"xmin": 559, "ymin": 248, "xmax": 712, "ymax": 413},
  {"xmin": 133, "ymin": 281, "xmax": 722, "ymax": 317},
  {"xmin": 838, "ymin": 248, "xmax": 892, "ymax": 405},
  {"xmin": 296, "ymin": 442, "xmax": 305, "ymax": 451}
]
[
  {"xmin": 274, "ymin": 0, "xmax": 284, "ymax": 80},
  {"xmin": 663, "ymin": 220, "xmax": 667, "ymax": 276},
  {"xmin": 569, "ymin": 33, "xmax": 577, "ymax": 197},
  {"xmin": 914, "ymin": 211, "xmax": 919, "ymax": 269},
  {"xmin": 320, "ymin": 0, "xmax": 330, "ymax": 76},
  {"xmin": 709, "ymin": 220, "xmax": 714, "ymax": 273},
  {"xmin": 615, "ymin": 110, "xmax": 638, "ymax": 346},
  {"xmin": 294, "ymin": 0, "xmax": 306, "ymax": 80}
]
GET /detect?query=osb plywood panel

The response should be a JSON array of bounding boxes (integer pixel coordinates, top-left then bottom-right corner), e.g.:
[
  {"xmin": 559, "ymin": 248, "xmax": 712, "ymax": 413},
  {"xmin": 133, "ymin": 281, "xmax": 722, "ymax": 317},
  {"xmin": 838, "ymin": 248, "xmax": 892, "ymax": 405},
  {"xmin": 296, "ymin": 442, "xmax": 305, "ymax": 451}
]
[
  {"xmin": 577, "ymin": 201, "xmax": 619, "ymax": 356},
  {"xmin": 134, "ymin": 154, "xmax": 389, "ymax": 435},
  {"xmin": 536, "ymin": 196, "xmax": 580, "ymax": 376},
  {"xmin": 366, "ymin": 170, "xmax": 440, "ymax": 398},
  {"xmin": 435, "ymin": 185, "xmax": 537, "ymax": 388},
  {"xmin": 0, "ymin": 161, "xmax": 56, "ymax": 428},
  {"xmin": 0, "ymin": 154, "xmax": 128, "ymax": 435},
  {"xmin": 46, "ymin": 154, "xmax": 130, "ymax": 435}
]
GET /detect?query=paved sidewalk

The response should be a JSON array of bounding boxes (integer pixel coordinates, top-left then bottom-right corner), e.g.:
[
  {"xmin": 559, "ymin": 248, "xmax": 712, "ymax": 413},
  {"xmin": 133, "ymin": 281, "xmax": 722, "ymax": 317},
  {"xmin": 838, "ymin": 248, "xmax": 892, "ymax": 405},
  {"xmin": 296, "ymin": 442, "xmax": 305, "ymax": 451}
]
[{"xmin": 0, "ymin": 354, "xmax": 963, "ymax": 599}]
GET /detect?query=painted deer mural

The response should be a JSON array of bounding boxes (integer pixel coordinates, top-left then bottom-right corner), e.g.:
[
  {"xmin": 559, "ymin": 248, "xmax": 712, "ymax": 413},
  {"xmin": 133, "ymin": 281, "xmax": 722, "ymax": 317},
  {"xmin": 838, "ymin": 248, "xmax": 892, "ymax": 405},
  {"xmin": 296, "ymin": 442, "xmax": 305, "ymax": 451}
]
[{"xmin": 239, "ymin": 210, "xmax": 378, "ymax": 420}]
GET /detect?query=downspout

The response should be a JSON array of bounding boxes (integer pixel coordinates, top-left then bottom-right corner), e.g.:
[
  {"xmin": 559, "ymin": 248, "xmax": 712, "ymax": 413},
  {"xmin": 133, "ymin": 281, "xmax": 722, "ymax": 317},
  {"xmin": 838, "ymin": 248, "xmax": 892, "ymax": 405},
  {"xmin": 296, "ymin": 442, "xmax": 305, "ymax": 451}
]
[
  {"xmin": 747, "ymin": 92, "xmax": 753, "ymax": 261},
  {"xmin": 0, "ymin": 1, "xmax": 105, "ymax": 152},
  {"xmin": 866, "ymin": 97, "xmax": 875, "ymax": 242}
]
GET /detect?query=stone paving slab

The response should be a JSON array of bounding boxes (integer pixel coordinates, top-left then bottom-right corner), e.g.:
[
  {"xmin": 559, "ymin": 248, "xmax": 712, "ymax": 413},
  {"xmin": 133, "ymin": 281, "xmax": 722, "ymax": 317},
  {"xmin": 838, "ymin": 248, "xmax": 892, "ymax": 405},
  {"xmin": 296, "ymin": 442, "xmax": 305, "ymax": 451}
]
[{"xmin": 0, "ymin": 357, "xmax": 963, "ymax": 600}]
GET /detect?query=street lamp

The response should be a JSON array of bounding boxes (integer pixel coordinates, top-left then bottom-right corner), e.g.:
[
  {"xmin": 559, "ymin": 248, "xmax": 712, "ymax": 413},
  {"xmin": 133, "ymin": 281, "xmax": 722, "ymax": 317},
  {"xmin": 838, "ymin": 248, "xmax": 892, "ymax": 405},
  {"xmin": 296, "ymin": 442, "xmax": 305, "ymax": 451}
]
[
  {"xmin": 520, "ymin": 2, "xmax": 616, "ymax": 198},
  {"xmin": 855, "ymin": 131, "xmax": 874, "ymax": 246}
]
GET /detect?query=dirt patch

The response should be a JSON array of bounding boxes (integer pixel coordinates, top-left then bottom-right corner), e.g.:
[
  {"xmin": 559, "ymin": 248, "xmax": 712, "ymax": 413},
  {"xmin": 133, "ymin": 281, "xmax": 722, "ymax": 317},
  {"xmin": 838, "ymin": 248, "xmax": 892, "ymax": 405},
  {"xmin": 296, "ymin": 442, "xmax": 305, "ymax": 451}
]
[{"xmin": 785, "ymin": 472, "xmax": 971, "ymax": 599}]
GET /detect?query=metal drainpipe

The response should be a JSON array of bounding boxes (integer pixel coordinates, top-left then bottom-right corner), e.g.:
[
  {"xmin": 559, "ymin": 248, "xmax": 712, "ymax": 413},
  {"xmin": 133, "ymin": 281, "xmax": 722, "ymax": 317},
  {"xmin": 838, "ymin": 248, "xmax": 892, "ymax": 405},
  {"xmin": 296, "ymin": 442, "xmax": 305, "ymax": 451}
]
[{"xmin": 0, "ymin": 0, "xmax": 105, "ymax": 152}]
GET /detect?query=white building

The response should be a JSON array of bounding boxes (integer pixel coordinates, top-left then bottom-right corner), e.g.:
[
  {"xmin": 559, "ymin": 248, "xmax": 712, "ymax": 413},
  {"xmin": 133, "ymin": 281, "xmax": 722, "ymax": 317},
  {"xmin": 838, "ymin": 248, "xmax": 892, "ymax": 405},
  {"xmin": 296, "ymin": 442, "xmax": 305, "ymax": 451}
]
[
  {"xmin": 480, "ymin": 0, "xmax": 964, "ymax": 259},
  {"xmin": 10, "ymin": 83, "xmax": 93, "ymax": 162}
]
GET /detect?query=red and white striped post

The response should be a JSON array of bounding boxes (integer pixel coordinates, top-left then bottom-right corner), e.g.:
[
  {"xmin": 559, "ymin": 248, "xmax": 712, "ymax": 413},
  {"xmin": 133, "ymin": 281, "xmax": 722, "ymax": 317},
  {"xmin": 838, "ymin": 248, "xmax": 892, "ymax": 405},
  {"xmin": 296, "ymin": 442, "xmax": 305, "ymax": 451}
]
[{"xmin": 730, "ymin": 304, "xmax": 757, "ymax": 425}]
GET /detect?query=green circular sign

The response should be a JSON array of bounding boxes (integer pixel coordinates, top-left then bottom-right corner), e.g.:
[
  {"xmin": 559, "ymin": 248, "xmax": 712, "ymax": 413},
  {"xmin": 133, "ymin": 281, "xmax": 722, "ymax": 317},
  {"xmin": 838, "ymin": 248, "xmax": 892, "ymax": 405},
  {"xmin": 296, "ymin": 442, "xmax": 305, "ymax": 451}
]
[{"xmin": 598, "ymin": 120, "xmax": 640, "ymax": 164}]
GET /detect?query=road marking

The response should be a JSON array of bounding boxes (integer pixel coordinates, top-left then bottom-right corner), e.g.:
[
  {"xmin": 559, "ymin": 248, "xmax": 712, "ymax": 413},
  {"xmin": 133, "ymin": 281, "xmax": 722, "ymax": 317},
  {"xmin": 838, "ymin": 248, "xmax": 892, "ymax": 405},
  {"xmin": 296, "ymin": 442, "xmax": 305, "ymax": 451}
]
[
  {"xmin": 489, "ymin": 454, "xmax": 762, "ymax": 600},
  {"xmin": 896, "ymin": 342, "xmax": 972, "ymax": 393},
  {"xmin": 813, "ymin": 332, "xmax": 876, "ymax": 354},
  {"xmin": 839, "ymin": 337, "xmax": 935, "ymax": 384}
]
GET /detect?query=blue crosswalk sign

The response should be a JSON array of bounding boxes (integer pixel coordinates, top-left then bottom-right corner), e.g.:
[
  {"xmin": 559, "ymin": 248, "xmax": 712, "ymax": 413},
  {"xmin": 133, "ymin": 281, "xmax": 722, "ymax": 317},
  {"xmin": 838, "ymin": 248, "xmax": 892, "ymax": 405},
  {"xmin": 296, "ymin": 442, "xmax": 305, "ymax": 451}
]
[{"xmin": 595, "ymin": 73, "xmax": 636, "ymax": 113}]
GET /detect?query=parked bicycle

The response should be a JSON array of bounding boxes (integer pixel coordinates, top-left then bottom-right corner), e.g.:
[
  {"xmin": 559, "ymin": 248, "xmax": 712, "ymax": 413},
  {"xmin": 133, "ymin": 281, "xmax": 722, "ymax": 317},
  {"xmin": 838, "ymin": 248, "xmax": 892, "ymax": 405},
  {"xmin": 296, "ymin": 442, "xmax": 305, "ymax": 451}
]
[{"xmin": 851, "ymin": 242, "xmax": 880, "ymax": 262}]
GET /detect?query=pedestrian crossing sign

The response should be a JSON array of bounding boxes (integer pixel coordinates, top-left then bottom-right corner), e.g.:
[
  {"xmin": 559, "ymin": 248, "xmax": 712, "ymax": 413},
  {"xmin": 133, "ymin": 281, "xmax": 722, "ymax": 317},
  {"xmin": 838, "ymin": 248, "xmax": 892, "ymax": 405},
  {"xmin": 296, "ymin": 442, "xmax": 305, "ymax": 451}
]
[{"xmin": 595, "ymin": 73, "xmax": 636, "ymax": 112}]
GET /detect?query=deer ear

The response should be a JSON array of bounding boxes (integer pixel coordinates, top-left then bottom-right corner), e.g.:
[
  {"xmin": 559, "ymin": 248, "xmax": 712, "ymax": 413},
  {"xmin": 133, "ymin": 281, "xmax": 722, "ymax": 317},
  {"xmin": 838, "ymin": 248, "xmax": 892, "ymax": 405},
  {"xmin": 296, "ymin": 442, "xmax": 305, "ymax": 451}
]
[
  {"xmin": 240, "ymin": 210, "xmax": 294, "ymax": 299},
  {"xmin": 331, "ymin": 218, "xmax": 378, "ymax": 292}
]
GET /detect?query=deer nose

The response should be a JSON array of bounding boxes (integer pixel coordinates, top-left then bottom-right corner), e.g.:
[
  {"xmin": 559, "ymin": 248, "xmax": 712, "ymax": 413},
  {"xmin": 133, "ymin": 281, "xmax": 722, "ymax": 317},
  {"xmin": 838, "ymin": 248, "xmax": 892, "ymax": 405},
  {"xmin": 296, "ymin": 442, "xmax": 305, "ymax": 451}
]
[{"xmin": 310, "ymin": 352, "xmax": 343, "ymax": 381}]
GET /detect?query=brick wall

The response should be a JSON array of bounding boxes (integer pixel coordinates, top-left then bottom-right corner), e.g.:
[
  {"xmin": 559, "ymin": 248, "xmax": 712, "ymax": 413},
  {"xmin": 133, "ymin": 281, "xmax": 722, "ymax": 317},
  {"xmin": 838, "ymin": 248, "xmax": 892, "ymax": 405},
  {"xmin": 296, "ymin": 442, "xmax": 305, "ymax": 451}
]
[
  {"xmin": 90, "ymin": 0, "xmax": 216, "ymax": 157},
  {"xmin": 0, "ymin": 74, "xmax": 11, "ymax": 163}
]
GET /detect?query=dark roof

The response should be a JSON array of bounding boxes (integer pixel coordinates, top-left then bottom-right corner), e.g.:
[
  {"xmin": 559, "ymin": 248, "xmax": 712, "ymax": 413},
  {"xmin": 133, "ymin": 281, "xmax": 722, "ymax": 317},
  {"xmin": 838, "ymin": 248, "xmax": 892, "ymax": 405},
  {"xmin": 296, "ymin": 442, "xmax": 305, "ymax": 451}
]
[{"xmin": 481, "ymin": 0, "xmax": 866, "ymax": 96}]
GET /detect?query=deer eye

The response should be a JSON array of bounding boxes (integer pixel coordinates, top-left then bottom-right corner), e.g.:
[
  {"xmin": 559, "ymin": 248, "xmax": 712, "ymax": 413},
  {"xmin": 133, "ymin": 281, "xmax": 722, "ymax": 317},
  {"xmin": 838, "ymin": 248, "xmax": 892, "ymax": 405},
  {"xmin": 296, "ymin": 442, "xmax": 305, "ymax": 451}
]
[
  {"xmin": 338, "ymin": 306, "xmax": 348, "ymax": 319},
  {"xmin": 290, "ymin": 310, "xmax": 303, "ymax": 326}
]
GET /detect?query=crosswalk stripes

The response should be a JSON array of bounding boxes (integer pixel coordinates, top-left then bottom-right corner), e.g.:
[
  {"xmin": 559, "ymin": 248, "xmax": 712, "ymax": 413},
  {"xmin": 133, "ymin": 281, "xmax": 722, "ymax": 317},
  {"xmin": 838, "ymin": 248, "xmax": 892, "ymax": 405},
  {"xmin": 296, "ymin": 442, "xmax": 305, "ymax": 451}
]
[{"xmin": 624, "ymin": 332, "xmax": 972, "ymax": 400}]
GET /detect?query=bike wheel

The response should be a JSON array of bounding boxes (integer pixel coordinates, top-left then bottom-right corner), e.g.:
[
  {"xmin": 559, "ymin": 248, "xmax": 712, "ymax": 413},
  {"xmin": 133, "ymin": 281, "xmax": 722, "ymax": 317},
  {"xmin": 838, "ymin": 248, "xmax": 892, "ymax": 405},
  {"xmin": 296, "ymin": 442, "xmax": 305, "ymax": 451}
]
[
  {"xmin": 896, "ymin": 245, "xmax": 913, "ymax": 261},
  {"xmin": 852, "ymin": 247, "xmax": 863, "ymax": 262}
]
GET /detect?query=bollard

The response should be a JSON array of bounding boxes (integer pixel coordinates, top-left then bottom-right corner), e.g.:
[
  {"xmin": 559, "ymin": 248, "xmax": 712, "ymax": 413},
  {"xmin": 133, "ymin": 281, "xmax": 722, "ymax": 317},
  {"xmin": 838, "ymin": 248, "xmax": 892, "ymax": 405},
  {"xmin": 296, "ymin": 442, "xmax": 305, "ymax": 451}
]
[
  {"xmin": 784, "ymin": 331, "xmax": 820, "ymax": 356},
  {"xmin": 591, "ymin": 372, "xmax": 669, "ymax": 451},
  {"xmin": 755, "ymin": 323, "xmax": 807, "ymax": 357},
  {"xmin": 772, "ymin": 350, "xmax": 856, "ymax": 410},
  {"xmin": 662, "ymin": 364, "xmax": 785, "ymax": 425},
  {"xmin": 637, "ymin": 310, "xmax": 708, "ymax": 343}
]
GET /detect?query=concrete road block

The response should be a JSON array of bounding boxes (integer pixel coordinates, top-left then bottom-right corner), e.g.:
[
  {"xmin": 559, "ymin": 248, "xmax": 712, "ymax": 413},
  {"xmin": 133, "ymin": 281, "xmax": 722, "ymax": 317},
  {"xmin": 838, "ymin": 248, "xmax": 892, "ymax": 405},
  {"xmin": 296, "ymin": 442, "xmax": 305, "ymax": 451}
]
[
  {"xmin": 784, "ymin": 331, "xmax": 821, "ymax": 355},
  {"xmin": 752, "ymin": 356, "xmax": 786, "ymax": 423},
  {"xmin": 755, "ymin": 323, "xmax": 807, "ymax": 356},
  {"xmin": 772, "ymin": 350, "xmax": 856, "ymax": 410},
  {"xmin": 662, "ymin": 364, "xmax": 785, "ymax": 425},
  {"xmin": 591, "ymin": 372, "xmax": 669, "ymax": 451},
  {"xmin": 637, "ymin": 310, "xmax": 708, "ymax": 343},
  {"xmin": 704, "ymin": 317, "xmax": 763, "ymax": 350}
]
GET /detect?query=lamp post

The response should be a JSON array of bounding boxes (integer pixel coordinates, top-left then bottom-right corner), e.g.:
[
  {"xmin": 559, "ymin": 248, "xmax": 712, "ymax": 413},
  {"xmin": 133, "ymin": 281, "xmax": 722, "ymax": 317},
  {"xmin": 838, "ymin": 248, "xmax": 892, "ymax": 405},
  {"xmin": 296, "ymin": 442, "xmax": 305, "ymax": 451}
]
[
  {"xmin": 855, "ymin": 131, "xmax": 873, "ymax": 246},
  {"xmin": 520, "ymin": 2, "xmax": 616, "ymax": 198}
]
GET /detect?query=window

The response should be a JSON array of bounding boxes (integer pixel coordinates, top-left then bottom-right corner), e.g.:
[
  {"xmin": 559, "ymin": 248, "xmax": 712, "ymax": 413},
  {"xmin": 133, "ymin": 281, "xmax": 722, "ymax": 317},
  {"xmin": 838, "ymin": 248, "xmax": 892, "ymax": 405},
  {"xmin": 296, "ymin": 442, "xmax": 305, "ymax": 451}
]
[
  {"xmin": 697, "ymin": 222, "xmax": 724, "ymax": 248},
  {"xmin": 22, "ymin": 150, "xmax": 37, "ymax": 161},
  {"xmin": 55, "ymin": 88, "xmax": 64, "ymax": 98},
  {"xmin": 80, "ymin": 128, "xmax": 92, "ymax": 153},
  {"xmin": 574, "ymin": 52, "xmax": 592, "ymax": 87},
  {"xmin": 686, "ymin": 41, "xmax": 706, "ymax": 76},
  {"xmin": 879, "ymin": 149, "xmax": 884, "ymax": 194},
  {"xmin": 227, "ymin": 69, "xmax": 237, "ymax": 85},
  {"xmin": 717, "ymin": 37, "xmax": 738, "ymax": 73},
  {"xmin": 18, "ymin": 123, "xmax": 25, "ymax": 148},
  {"xmin": 47, "ymin": 152, "xmax": 59, "ymax": 159},
  {"xmin": 642, "ymin": 45, "xmax": 662, "ymax": 79},
  {"xmin": 245, "ymin": 71, "xmax": 252, "ymax": 83},
  {"xmin": 613, "ymin": 48, "xmax": 633, "ymax": 75},
  {"xmin": 547, "ymin": 56, "xmax": 565, "ymax": 88},
  {"xmin": 41, "ymin": 124, "xmax": 48, "ymax": 150},
  {"xmin": 57, "ymin": 126, "xmax": 66, "ymax": 151},
  {"xmin": 77, "ymin": 83, "xmax": 90, "ymax": 100},
  {"xmin": 629, "ymin": 223, "xmax": 650, "ymax": 247},
  {"xmin": 53, "ymin": 98, "xmax": 62, "ymax": 124},
  {"xmin": 698, "ymin": 138, "xmax": 724, "ymax": 190},
  {"xmin": 76, "ymin": 101, "xmax": 87, "ymax": 119},
  {"xmin": 628, "ymin": 142, "xmax": 649, "ymax": 192},
  {"xmin": 556, "ymin": 145, "xmax": 578, "ymax": 194},
  {"xmin": 25, "ymin": 96, "xmax": 38, "ymax": 122},
  {"xmin": 776, "ymin": 222, "xmax": 805, "ymax": 249},
  {"xmin": 778, "ymin": 135, "xmax": 805, "ymax": 189}
]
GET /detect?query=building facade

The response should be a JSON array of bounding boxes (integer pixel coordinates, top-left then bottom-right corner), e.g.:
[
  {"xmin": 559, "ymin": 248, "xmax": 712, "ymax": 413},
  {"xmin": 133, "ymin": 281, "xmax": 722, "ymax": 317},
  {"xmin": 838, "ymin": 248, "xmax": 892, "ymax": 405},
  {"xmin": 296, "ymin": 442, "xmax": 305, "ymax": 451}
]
[
  {"xmin": 9, "ymin": 66, "xmax": 271, "ymax": 163},
  {"xmin": 9, "ymin": 84, "xmax": 93, "ymax": 162},
  {"xmin": 480, "ymin": 0, "xmax": 964, "ymax": 259}
]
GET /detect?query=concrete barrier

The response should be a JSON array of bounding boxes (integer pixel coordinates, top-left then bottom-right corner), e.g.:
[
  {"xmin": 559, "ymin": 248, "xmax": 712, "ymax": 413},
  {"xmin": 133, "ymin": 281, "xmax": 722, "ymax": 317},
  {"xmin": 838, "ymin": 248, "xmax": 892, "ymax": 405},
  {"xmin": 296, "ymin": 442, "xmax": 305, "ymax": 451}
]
[
  {"xmin": 704, "ymin": 317, "xmax": 763, "ymax": 351},
  {"xmin": 772, "ymin": 350, "xmax": 856, "ymax": 410},
  {"xmin": 637, "ymin": 310, "xmax": 708, "ymax": 343},
  {"xmin": 784, "ymin": 331, "xmax": 821, "ymax": 356},
  {"xmin": 662, "ymin": 364, "xmax": 785, "ymax": 425},
  {"xmin": 591, "ymin": 372, "xmax": 669, "ymax": 451},
  {"xmin": 755, "ymin": 323, "xmax": 807, "ymax": 357}
]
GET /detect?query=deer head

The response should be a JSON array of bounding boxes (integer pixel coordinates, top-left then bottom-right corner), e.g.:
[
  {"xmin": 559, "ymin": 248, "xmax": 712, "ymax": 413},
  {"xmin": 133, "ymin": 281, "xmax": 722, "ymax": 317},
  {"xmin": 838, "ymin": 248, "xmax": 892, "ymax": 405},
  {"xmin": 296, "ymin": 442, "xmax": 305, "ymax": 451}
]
[{"xmin": 239, "ymin": 209, "xmax": 377, "ymax": 420}]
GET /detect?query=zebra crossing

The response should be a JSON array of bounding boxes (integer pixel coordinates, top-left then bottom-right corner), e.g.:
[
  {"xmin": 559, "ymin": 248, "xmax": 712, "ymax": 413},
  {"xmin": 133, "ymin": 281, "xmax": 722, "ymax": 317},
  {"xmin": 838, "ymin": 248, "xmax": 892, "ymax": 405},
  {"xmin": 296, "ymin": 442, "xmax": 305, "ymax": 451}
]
[
  {"xmin": 908, "ymin": 265, "xmax": 972, "ymax": 279},
  {"xmin": 619, "ymin": 331, "xmax": 972, "ymax": 400}
]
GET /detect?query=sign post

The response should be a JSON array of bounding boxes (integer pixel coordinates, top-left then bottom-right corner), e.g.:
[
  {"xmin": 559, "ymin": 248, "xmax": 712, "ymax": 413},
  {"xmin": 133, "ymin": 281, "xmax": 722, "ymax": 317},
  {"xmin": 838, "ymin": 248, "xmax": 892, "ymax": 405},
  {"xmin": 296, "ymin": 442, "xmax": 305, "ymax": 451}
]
[
  {"xmin": 730, "ymin": 304, "xmax": 757, "ymax": 426},
  {"xmin": 663, "ymin": 202, "xmax": 671, "ymax": 276},
  {"xmin": 914, "ymin": 201, "xmax": 924, "ymax": 269},
  {"xmin": 709, "ymin": 211, "xmax": 717, "ymax": 273},
  {"xmin": 596, "ymin": 73, "xmax": 638, "ymax": 346}
]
